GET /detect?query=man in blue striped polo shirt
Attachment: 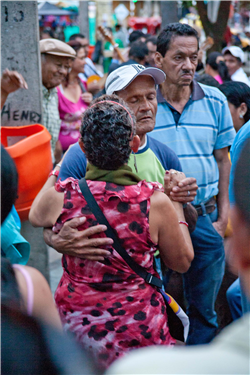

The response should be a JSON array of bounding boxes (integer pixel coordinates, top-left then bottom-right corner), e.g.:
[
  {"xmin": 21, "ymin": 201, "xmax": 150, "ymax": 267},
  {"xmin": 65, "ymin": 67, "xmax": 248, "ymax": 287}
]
[{"xmin": 151, "ymin": 23, "xmax": 236, "ymax": 345}]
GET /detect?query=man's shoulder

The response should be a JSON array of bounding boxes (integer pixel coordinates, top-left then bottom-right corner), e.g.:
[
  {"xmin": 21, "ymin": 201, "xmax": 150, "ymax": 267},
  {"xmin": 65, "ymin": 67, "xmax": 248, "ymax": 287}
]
[
  {"xmin": 147, "ymin": 136, "xmax": 177, "ymax": 156},
  {"xmin": 147, "ymin": 136, "xmax": 181, "ymax": 170},
  {"xmin": 235, "ymin": 119, "xmax": 250, "ymax": 144},
  {"xmin": 198, "ymin": 83, "xmax": 227, "ymax": 103},
  {"xmin": 232, "ymin": 68, "xmax": 250, "ymax": 85},
  {"xmin": 59, "ymin": 143, "xmax": 87, "ymax": 180}
]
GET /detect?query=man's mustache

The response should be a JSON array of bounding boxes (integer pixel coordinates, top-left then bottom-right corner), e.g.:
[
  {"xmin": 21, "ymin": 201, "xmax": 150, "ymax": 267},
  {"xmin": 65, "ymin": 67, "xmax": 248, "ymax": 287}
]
[{"xmin": 181, "ymin": 70, "xmax": 193, "ymax": 75}]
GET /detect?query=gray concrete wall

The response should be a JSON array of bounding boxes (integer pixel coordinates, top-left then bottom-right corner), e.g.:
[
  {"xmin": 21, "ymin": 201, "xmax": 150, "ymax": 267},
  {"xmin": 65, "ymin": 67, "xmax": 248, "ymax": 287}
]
[
  {"xmin": 1, "ymin": 1, "xmax": 43, "ymax": 126},
  {"xmin": 79, "ymin": 1, "xmax": 89, "ymax": 39},
  {"xmin": 1, "ymin": 2, "xmax": 49, "ymax": 282}
]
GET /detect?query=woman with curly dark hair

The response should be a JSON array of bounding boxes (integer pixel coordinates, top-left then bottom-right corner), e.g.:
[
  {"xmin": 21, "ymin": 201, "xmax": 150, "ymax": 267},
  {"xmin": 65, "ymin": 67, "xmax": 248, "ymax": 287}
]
[{"xmin": 29, "ymin": 95, "xmax": 193, "ymax": 370}]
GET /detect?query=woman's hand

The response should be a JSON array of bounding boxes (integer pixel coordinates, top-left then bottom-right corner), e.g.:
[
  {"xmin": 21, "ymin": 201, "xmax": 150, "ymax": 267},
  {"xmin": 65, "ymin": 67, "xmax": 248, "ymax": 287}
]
[
  {"xmin": 164, "ymin": 170, "xmax": 198, "ymax": 203},
  {"xmin": 81, "ymin": 92, "xmax": 93, "ymax": 105},
  {"xmin": 164, "ymin": 170, "xmax": 186, "ymax": 197}
]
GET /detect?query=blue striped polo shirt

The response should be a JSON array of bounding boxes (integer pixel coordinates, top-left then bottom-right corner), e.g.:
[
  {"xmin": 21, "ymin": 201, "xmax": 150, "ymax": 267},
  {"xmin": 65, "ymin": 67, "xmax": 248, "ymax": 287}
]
[{"xmin": 150, "ymin": 81, "xmax": 236, "ymax": 205}]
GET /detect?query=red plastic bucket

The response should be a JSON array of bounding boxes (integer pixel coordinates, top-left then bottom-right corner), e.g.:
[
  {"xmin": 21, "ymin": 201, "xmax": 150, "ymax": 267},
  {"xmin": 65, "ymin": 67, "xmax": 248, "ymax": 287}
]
[{"xmin": 1, "ymin": 124, "xmax": 52, "ymax": 221}]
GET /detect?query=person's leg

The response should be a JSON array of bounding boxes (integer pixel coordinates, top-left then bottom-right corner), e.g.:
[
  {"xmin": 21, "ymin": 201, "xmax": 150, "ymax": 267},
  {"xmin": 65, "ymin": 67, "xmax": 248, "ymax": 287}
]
[
  {"xmin": 183, "ymin": 207, "xmax": 225, "ymax": 345},
  {"xmin": 226, "ymin": 278, "xmax": 242, "ymax": 320}
]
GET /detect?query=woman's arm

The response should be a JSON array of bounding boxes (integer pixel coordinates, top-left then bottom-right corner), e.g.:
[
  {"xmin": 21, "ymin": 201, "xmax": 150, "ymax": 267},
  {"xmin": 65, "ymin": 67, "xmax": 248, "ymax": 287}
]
[
  {"xmin": 14, "ymin": 265, "xmax": 62, "ymax": 330},
  {"xmin": 149, "ymin": 191, "xmax": 194, "ymax": 273},
  {"xmin": 29, "ymin": 185, "xmax": 64, "ymax": 228}
]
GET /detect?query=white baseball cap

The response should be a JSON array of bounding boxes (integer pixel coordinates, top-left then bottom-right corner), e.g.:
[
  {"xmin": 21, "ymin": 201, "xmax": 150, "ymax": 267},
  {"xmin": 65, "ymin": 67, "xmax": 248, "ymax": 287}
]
[
  {"xmin": 222, "ymin": 46, "xmax": 245, "ymax": 63},
  {"xmin": 105, "ymin": 64, "xmax": 166, "ymax": 95}
]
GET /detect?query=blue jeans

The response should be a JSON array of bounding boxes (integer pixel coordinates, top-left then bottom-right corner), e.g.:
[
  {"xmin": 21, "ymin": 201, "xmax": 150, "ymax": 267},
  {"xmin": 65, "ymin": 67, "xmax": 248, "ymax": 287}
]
[
  {"xmin": 226, "ymin": 278, "xmax": 242, "ymax": 321},
  {"xmin": 183, "ymin": 205, "xmax": 225, "ymax": 345}
]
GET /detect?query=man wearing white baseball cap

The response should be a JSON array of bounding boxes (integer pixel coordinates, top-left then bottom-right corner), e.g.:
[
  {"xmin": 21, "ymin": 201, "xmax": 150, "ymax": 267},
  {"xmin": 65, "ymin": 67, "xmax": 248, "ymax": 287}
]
[
  {"xmin": 31, "ymin": 64, "xmax": 198, "ymax": 270},
  {"xmin": 40, "ymin": 39, "xmax": 76, "ymax": 162},
  {"xmin": 105, "ymin": 64, "xmax": 164, "ymax": 94},
  {"xmin": 223, "ymin": 46, "xmax": 250, "ymax": 86}
]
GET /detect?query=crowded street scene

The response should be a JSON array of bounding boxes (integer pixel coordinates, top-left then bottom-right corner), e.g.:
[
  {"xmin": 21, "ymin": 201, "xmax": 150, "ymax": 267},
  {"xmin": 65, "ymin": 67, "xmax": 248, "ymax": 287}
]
[{"xmin": 1, "ymin": 1, "xmax": 250, "ymax": 374}]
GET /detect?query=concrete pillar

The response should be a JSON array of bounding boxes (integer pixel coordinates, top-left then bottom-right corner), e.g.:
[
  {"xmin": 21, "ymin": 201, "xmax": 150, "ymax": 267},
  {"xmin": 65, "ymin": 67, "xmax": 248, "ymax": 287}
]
[
  {"xmin": 1, "ymin": 1, "xmax": 43, "ymax": 126},
  {"xmin": 79, "ymin": 1, "xmax": 89, "ymax": 39},
  {"xmin": 1, "ymin": 1, "xmax": 49, "ymax": 282}
]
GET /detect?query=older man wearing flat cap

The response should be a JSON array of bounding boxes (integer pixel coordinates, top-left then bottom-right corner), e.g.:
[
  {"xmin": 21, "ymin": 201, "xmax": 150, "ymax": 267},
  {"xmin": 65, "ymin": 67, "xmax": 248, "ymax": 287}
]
[{"xmin": 40, "ymin": 39, "xmax": 76, "ymax": 162}]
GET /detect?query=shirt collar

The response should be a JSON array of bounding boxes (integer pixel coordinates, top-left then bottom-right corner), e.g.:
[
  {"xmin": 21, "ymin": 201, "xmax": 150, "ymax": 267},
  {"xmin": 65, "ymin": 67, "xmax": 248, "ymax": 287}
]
[
  {"xmin": 42, "ymin": 85, "xmax": 57, "ymax": 98},
  {"xmin": 136, "ymin": 134, "xmax": 148, "ymax": 154},
  {"xmin": 157, "ymin": 79, "xmax": 205, "ymax": 104}
]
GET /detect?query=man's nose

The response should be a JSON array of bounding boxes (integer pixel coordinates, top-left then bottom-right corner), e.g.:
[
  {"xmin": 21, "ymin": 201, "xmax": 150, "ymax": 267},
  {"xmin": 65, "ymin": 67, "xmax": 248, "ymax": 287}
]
[
  {"xmin": 59, "ymin": 66, "xmax": 68, "ymax": 75},
  {"xmin": 140, "ymin": 98, "xmax": 151, "ymax": 111},
  {"xmin": 183, "ymin": 57, "xmax": 193, "ymax": 70}
]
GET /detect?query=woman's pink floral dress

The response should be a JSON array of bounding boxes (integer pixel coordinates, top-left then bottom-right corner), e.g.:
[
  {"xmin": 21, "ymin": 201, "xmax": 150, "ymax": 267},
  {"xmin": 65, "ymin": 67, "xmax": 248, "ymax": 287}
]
[{"xmin": 53, "ymin": 178, "xmax": 175, "ymax": 369}]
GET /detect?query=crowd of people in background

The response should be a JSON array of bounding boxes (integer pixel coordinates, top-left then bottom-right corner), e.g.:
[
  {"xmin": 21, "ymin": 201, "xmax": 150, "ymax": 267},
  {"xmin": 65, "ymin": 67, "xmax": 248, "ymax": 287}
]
[{"xmin": 1, "ymin": 20, "xmax": 250, "ymax": 375}]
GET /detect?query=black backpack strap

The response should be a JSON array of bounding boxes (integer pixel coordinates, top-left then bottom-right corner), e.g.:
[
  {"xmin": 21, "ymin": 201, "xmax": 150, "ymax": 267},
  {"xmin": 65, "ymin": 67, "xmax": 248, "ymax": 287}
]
[{"xmin": 78, "ymin": 178, "xmax": 162, "ymax": 289}]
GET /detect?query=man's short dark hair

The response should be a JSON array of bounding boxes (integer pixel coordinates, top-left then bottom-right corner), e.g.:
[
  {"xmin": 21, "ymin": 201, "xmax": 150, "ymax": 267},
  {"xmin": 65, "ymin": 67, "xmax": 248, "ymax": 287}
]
[
  {"xmin": 69, "ymin": 33, "xmax": 86, "ymax": 41},
  {"xmin": 146, "ymin": 35, "xmax": 157, "ymax": 45},
  {"xmin": 129, "ymin": 41, "xmax": 149, "ymax": 62},
  {"xmin": 129, "ymin": 30, "xmax": 146, "ymax": 44},
  {"xmin": 157, "ymin": 23, "xmax": 199, "ymax": 57}
]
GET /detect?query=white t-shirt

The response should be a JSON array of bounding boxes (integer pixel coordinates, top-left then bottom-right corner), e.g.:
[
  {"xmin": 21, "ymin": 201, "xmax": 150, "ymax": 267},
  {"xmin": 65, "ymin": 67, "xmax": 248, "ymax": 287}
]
[{"xmin": 231, "ymin": 67, "xmax": 250, "ymax": 86}]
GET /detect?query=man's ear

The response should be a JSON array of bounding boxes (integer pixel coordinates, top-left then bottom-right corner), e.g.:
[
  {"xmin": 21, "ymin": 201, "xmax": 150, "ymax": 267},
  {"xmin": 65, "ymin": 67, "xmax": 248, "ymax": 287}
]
[
  {"xmin": 130, "ymin": 135, "xmax": 140, "ymax": 153},
  {"xmin": 79, "ymin": 138, "xmax": 85, "ymax": 152},
  {"xmin": 154, "ymin": 52, "xmax": 163, "ymax": 69}
]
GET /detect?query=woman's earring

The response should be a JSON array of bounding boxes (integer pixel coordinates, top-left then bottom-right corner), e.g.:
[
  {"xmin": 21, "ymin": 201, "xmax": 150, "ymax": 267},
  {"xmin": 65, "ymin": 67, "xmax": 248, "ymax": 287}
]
[
  {"xmin": 133, "ymin": 152, "xmax": 138, "ymax": 173},
  {"xmin": 239, "ymin": 114, "xmax": 244, "ymax": 119}
]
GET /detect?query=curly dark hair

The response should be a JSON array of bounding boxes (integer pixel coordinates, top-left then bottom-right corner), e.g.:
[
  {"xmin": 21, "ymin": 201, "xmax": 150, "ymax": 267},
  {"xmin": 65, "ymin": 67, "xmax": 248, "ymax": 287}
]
[
  {"xmin": 80, "ymin": 95, "xmax": 136, "ymax": 170},
  {"xmin": 157, "ymin": 23, "xmax": 199, "ymax": 57}
]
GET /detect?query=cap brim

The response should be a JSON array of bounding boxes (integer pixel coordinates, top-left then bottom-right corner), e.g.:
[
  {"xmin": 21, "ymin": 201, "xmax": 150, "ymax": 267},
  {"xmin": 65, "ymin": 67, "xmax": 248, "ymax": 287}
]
[
  {"xmin": 137, "ymin": 67, "xmax": 165, "ymax": 84},
  {"xmin": 43, "ymin": 51, "xmax": 75, "ymax": 58},
  {"xmin": 118, "ymin": 67, "xmax": 165, "ymax": 92}
]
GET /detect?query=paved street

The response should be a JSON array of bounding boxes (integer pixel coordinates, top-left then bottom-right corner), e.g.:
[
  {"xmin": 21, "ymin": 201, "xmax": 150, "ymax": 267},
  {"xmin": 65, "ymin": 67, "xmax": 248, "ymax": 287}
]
[{"xmin": 48, "ymin": 246, "xmax": 63, "ymax": 296}]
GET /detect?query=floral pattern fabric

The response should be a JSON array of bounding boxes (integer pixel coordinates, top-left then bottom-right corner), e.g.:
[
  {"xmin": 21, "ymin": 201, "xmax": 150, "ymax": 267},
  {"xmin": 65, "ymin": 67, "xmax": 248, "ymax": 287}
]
[{"xmin": 53, "ymin": 178, "xmax": 175, "ymax": 370}]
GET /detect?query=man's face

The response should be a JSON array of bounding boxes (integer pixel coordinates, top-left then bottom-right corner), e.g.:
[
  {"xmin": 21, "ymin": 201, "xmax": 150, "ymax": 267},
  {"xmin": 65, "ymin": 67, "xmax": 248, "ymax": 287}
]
[
  {"xmin": 118, "ymin": 75, "xmax": 157, "ymax": 137},
  {"xmin": 41, "ymin": 54, "xmax": 72, "ymax": 89},
  {"xmin": 224, "ymin": 53, "xmax": 241, "ymax": 76},
  {"xmin": 146, "ymin": 41, "xmax": 157, "ymax": 66},
  {"xmin": 75, "ymin": 37, "xmax": 89, "ymax": 56},
  {"xmin": 155, "ymin": 36, "xmax": 198, "ymax": 87}
]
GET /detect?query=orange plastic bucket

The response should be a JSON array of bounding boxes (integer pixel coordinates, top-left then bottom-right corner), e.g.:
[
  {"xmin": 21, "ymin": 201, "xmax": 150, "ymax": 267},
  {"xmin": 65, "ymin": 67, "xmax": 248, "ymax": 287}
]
[{"xmin": 1, "ymin": 124, "xmax": 52, "ymax": 221}]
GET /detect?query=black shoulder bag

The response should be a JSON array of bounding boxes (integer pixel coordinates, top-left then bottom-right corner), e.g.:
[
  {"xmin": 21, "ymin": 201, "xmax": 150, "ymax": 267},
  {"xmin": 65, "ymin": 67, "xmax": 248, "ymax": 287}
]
[{"xmin": 78, "ymin": 178, "xmax": 189, "ymax": 342}]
